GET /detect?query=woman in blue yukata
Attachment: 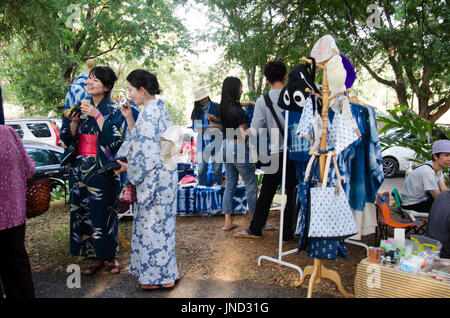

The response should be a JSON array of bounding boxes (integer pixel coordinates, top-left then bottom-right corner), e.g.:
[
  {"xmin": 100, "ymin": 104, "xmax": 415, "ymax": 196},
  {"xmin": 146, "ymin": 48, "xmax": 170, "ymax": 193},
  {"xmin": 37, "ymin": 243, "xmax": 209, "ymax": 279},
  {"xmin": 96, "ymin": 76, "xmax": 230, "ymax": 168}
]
[
  {"xmin": 61, "ymin": 66, "xmax": 125, "ymax": 275},
  {"xmin": 116, "ymin": 69, "xmax": 180, "ymax": 290}
]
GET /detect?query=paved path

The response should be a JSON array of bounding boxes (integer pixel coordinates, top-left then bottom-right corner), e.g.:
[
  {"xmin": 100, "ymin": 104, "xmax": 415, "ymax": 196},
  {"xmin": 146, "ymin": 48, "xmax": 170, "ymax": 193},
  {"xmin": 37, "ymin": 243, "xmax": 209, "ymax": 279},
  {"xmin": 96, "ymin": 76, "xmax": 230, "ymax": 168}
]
[
  {"xmin": 378, "ymin": 176, "xmax": 405, "ymax": 195},
  {"xmin": 32, "ymin": 271, "xmax": 335, "ymax": 299}
]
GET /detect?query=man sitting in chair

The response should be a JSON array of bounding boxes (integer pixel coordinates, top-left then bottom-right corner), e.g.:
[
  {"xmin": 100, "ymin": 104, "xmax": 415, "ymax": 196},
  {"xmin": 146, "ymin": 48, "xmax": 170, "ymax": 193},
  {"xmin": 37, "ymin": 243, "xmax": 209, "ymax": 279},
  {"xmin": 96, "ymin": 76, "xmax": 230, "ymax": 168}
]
[{"xmin": 401, "ymin": 139, "xmax": 450, "ymax": 213}]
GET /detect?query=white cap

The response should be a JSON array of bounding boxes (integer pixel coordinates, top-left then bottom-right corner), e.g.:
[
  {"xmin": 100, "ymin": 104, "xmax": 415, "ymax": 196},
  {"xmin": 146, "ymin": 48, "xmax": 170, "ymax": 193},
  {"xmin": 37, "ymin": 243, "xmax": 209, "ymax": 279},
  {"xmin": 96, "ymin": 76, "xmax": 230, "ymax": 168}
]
[{"xmin": 193, "ymin": 87, "xmax": 210, "ymax": 101}]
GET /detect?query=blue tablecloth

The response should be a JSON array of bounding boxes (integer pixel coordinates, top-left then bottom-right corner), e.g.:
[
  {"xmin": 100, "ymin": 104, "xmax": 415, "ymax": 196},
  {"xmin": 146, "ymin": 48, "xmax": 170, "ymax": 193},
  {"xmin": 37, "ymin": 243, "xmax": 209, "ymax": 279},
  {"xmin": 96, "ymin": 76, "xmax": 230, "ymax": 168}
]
[{"xmin": 177, "ymin": 185, "xmax": 247, "ymax": 216}]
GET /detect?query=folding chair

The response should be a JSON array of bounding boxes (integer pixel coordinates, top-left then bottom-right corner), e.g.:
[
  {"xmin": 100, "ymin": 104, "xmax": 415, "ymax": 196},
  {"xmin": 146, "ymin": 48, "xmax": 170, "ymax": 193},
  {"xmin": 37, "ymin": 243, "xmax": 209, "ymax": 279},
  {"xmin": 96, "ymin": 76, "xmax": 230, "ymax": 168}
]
[
  {"xmin": 374, "ymin": 192, "xmax": 426, "ymax": 246},
  {"xmin": 391, "ymin": 188, "xmax": 429, "ymax": 222}
]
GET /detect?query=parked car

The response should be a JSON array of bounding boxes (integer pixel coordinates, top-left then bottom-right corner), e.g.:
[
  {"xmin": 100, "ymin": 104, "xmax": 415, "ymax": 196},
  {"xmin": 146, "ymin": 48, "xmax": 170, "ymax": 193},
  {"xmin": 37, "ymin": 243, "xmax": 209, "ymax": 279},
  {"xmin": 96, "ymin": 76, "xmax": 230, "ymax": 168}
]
[
  {"xmin": 381, "ymin": 130, "xmax": 416, "ymax": 178},
  {"xmin": 6, "ymin": 118, "xmax": 62, "ymax": 147},
  {"xmin": 23, "ymin": 140, "xmax": 68, "ymax": 180}
]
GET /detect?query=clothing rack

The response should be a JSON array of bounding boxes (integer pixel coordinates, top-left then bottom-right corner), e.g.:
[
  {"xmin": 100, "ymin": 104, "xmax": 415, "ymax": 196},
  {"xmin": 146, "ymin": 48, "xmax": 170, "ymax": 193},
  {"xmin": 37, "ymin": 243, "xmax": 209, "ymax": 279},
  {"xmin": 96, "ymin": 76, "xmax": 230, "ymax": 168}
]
[
  {"xmin": 290, "ymin": 56, "xmax": 354, "ymax": 298},
  {"xmin": 257, "ymin": 109, "xmax": 303, "ymax": 281},
  {"xmin": 307, "ymin": 88, "xmax": 371, "ymax": 256}
]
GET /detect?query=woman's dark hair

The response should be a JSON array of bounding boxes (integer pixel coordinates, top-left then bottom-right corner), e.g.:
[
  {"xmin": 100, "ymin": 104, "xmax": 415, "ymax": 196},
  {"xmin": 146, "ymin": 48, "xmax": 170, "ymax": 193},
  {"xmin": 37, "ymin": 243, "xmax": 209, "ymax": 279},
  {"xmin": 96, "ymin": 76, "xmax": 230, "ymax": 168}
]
[
  {"xmin": 126, "ymin": 69, "xmax": 161, "ymax": 95},
  {"xmin": 89, "ymin": 66, "xmax": 118, "ymax": 97},
  {"xmin": 191, "ymin": 97, "xmax": 211, "ymax": 120},
  {"xmin": 218, "ymin": 76, "xmax": 242, "ymax": 124}
]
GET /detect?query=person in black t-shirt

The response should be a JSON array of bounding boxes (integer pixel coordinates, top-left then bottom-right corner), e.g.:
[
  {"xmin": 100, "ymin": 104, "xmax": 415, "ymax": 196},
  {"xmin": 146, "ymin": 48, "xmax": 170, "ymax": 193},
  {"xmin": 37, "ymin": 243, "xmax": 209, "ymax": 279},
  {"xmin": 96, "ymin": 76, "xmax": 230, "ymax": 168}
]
[{"xmin": 219, "ymin": 77, "xmax": 258, "ymax": 232}]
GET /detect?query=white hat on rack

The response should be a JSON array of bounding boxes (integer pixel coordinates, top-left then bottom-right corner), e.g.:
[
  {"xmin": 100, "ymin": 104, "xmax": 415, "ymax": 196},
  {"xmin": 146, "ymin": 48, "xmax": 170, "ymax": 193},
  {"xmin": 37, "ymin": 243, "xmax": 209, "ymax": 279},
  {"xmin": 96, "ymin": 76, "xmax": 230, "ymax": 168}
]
[
  {"xmin": 327, "ymin": 55, "xmax": 347, "ymax": 97},
  {"xmin": 193, "ymin": 87, "xmax": 210, "ymax": 101},
  {"xmin": 311, "ymin": 35, "xmax": 340, "ymax": 63}
]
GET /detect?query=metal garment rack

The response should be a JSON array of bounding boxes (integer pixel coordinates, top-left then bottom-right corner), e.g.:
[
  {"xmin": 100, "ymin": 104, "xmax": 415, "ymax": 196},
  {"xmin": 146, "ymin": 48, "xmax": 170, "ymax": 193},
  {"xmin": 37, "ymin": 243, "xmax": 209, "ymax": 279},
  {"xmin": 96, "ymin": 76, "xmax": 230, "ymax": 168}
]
[{"xmin": 257, "ymin": 109, "xmax": 303, "ymax": 281}]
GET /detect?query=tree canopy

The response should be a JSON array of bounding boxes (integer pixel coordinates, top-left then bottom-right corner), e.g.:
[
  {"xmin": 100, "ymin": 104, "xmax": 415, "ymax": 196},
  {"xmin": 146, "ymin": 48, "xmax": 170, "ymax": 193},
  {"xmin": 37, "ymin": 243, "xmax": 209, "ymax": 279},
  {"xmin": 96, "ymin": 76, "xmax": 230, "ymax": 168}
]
[
  {"xmin": 0, "ymin": 0, "xmax": 190, "ymax": 115},
  {"xmin": 0, "ymin": 1, "xmax": 448, "ymax": 122},
  {"xmin": 199, "ymin": 0, "xmax": 449, "ymax": 122}
]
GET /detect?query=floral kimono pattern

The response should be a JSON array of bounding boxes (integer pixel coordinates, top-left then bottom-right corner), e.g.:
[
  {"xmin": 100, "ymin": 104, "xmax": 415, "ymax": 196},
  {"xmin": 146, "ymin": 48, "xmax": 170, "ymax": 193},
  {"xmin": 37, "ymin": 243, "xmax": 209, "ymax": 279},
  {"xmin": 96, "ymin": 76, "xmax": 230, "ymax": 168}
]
[
  {"xmin": 117, "ymin": 98, "xmax": 178, "ymax": 285},
  {"xmin": 60, "ymin": 97, "xmax": 125, "ymax": 261}
]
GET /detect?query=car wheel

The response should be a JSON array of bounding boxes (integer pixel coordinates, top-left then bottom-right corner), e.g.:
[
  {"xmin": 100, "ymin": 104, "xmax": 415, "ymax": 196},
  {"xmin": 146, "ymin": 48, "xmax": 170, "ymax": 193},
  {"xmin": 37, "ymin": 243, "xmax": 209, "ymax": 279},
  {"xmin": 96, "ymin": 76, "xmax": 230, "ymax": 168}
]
[{"xmin": 383, "ymin": 157, "xmax": 399, "ymax": 178}]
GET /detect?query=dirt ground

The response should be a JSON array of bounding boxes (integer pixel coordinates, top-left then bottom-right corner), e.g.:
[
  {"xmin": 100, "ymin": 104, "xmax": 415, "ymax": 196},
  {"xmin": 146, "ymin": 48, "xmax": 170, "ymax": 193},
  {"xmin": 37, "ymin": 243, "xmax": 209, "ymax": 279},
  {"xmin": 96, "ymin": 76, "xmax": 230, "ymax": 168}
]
[{"xmin": 25, "ymin": 198, "xmax": 373, "ymax": 298}]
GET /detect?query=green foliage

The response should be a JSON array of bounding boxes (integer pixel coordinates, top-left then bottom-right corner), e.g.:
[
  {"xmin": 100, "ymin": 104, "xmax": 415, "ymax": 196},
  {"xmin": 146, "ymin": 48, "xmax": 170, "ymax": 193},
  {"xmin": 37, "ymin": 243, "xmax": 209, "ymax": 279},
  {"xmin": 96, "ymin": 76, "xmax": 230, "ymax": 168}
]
[
  {"xmin": 50, "ymin": 179, "xmax": 69, "ymax": 202},
  {"xmin": 378, "ymin": 106, "xmax": 450, "ymax": 163},
  {"xmin": 0, "ymin": 0, "xmax": 190, "ymax": 116},
  {"xmin": 196, "ymin": 0, "xmax": 449, "ymax": 121}
]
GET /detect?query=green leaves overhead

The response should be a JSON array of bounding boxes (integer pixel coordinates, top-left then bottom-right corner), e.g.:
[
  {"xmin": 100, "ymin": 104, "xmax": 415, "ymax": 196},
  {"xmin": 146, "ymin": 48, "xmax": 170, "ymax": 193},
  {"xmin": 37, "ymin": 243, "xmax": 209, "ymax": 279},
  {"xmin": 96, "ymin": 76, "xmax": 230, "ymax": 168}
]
[
  {"xmin": 0, "ymin": 0, "xmax": 190, "ymax": 116},
  {"xmin": 198, "ymin": 0, "xmax": 449, "ymax": 122}
]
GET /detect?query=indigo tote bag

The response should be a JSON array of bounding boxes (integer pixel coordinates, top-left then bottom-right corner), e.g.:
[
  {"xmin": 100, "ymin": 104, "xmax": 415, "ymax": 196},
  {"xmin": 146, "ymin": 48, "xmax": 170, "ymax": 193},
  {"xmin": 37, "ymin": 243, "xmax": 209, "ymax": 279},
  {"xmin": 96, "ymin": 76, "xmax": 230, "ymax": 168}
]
[{"xmin": 307, "ymin": 152, "xmax": 358, "ymax": 240}]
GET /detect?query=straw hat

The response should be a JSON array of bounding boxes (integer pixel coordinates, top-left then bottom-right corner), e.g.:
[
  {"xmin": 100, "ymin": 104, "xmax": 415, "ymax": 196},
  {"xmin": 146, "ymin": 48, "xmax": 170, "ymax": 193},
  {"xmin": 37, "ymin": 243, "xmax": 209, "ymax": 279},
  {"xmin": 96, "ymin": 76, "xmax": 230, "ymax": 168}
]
[{"xmin": 193, "ymin": 87, "xmax": 210, "ymax": 102}]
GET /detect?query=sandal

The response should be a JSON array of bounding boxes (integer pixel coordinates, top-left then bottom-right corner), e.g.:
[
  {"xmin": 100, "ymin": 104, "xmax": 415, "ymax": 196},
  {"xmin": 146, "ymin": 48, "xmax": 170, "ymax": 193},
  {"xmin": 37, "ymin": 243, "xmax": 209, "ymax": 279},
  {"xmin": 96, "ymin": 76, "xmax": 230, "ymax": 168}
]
[
  {"xmin": 222, "ymin": 223, "xmax": 239, "ymax": 231},
  {"xmin": 263, "ymin": 224, "xmax": 278, "ymax": 231},
  {"xmin": 107, "ymin": 259, "xmax": 121, "ymax": 274},
  {"xmin": 233, "ymin": 228, "xmax": 261, "ymax": 239},
  {"xmin": 83, "ymin": 261, "xmax": 105, "ymax": 276},
  {"xmin": 141, "ymin": 276, "xmax": 181, "ymax": 290}
]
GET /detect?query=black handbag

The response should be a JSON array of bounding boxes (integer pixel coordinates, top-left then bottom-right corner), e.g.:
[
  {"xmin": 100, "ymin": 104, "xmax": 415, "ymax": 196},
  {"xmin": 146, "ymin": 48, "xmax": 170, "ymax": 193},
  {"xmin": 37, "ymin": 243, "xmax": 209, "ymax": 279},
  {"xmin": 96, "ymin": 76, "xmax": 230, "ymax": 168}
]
[
  {"xmin": 60, "ymin": 139, "xmax": 78, "ymax": 166},
  {"xmin": 98, "ymin": 157, "xmax": 128, "ymax": 175},
  {"xmin": 277, "ymin": 57, "xmax": 322, "ymax": 113}
]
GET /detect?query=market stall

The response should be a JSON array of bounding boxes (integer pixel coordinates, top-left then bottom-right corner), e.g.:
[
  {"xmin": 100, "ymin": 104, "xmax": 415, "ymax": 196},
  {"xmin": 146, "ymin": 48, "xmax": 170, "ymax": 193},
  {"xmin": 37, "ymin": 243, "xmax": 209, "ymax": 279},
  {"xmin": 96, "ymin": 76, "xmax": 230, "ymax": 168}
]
[{"xmin": 355, "ymin": 234, "xmax": 450, "ymax": 298}]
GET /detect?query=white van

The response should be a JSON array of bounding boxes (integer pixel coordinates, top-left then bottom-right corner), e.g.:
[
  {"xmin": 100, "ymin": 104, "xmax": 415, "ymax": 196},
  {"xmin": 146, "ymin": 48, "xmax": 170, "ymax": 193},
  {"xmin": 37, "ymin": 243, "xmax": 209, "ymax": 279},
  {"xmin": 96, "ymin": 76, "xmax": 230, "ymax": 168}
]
[{"xmin": 6, "ymin": 118, "xmax": 62, "ymax": 147}]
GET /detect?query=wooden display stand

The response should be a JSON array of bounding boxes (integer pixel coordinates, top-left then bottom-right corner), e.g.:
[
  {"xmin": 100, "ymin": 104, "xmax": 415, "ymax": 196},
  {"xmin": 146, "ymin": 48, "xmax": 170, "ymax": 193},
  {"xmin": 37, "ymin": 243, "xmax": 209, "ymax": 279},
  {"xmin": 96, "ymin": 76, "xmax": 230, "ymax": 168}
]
[{"xmin": 292, "ymin": 57, "xmax": 354, "ymax": 298}]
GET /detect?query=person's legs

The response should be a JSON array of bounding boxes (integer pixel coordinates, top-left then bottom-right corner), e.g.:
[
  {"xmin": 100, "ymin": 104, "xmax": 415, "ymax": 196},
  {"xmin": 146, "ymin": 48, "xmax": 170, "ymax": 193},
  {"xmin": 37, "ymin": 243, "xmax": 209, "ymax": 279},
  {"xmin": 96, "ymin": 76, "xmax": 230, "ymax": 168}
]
[
  {"xmin": 0, "ymin": 223, "xmax": 35, "ymax": 298},
  {"xmin": 213, "ymin": 162, "xmax": 223, "ymax": 185},
  {"xmin": 234, "ymin": 162, "xmax": 258, "ymax": 215},
  {"xmin": 197, "ymin": 136, "xmax": 211, "ymax": 186},
  {"xmin": 402, "ymin": 196, "xmax": 434, "ymax": 213},
  {"xmin": 248, "ymin": 156, "xmax": 283, "ymax": 236},
  {"xmin": 197, "ymin": 162, "xmax": 208, "ymax": 186},
  {"xmin": 223, "ymin": 162, "xmax": 238, "ymax": 229}
]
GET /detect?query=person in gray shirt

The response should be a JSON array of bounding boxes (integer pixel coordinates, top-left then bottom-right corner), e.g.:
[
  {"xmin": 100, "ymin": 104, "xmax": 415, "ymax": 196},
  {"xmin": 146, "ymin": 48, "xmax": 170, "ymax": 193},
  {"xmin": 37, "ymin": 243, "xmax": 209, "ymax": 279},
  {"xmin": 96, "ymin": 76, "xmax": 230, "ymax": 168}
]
[
  {"xmin": 234, "ymin": 60, "xmax": 298, "ymax": 241},
  {"xmin": 401, "ymin": 139, "xmax": 450, "ymax": 212}
]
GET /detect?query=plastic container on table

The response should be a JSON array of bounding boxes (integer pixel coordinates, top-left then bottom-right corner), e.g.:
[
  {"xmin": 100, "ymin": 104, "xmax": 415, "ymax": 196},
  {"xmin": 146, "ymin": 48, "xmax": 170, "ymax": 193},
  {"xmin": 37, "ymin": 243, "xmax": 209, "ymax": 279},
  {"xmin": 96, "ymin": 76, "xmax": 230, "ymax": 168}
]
[{"xmin": 410, "ymin": 235, "xmax": 442, "ymax": 252}]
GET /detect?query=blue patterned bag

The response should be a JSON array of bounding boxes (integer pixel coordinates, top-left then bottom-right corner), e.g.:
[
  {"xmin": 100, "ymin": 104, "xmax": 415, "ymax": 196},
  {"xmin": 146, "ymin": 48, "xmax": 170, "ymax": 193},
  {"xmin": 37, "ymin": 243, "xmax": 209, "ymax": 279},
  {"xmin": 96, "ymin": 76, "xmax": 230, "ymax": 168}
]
[
  {"xmin": 307, "ymin": 152, "xmax": 358, "ymax": 240},
  {"xmin": 295, "ymin": 155, "xmax": 319, "ymax": 252}
]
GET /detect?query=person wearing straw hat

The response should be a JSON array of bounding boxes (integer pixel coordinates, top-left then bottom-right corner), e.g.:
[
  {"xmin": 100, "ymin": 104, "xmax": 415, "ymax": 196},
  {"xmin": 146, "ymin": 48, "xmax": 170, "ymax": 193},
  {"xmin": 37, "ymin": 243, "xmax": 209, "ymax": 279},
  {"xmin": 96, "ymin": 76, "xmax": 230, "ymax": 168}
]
[
  {"xmin": 401, "ymin": 139, "xmax": 450, "ymax": 213},
  {"xmin": 191, "ymin": 87, "xmax": 223, "ymax": 186}
]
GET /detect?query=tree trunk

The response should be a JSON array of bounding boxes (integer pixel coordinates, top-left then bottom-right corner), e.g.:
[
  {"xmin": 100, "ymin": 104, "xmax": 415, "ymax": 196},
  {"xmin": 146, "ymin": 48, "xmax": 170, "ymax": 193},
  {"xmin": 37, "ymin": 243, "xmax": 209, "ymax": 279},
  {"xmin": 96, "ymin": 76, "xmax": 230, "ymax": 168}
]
[
  {"xmin": 247, "ymin": 66, "xmax": 256, "ymax": 94},
  {"xmin": 64, "ymin": 65, "xmax": 74, "ymax": 84}
]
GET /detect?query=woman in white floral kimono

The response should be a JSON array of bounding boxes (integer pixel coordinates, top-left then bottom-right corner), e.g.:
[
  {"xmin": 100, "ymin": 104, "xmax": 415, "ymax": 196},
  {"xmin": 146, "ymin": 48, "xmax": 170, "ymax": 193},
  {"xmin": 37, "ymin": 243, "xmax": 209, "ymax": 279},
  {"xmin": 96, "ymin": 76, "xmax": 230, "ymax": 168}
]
[{"xmin": 116, "ymin": 69, "xmax": 180, "ymax": 290}]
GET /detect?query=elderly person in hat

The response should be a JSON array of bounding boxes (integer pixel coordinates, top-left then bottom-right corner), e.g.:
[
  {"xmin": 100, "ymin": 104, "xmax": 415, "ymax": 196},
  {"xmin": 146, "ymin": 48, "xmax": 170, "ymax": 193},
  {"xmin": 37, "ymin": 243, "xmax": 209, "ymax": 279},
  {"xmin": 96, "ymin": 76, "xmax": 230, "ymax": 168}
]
[
  {"xmin": 191, "ymin": 87, "xmax": 223, "ymax": 186},
  {"xmin": 401, "ymin": 139, "xmax": 450, "ymax": 213}
]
